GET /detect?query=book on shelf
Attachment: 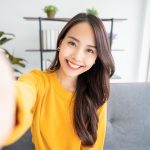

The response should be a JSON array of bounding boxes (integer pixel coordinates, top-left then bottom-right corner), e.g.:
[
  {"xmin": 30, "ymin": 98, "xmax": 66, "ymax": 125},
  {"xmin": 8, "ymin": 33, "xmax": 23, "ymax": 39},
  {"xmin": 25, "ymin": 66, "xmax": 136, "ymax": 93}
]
[
  {"xmin": 42, "ymin": 29, "xmax": 60, "ymax": 50},
  {"xmin": 41, "ymin": 30, "xmax": 117, "ymax": 50}
]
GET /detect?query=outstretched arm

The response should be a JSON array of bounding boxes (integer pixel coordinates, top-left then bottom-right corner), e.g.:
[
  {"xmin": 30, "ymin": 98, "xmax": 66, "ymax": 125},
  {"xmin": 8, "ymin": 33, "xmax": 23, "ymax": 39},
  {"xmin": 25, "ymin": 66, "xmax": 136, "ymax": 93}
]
[{"xmin": 0, "ymin": 51, "xmax": 16, "ymax": 146}]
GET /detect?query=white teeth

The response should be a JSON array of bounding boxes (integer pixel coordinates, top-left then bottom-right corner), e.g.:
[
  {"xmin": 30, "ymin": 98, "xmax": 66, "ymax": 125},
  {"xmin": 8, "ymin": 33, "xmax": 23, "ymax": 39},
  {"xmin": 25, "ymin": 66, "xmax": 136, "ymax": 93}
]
[{"xmin": 67, "ymin": 61, "xmax": 81, "ymax": 69}]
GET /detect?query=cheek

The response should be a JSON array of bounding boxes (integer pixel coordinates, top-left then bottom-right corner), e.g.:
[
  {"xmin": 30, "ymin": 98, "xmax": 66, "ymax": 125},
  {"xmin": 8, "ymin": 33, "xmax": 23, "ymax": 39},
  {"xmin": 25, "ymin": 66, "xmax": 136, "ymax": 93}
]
[
  {"xmin": 60, "ymin": 47, "xmax": 74, "ymax": 60},
  {"xmin": 58, "ymin": 47, "xmax": 70, "ymax": 63},
  {"xmin": 85, "ymin": 57, "xmax": 96, "ymax": 67}
]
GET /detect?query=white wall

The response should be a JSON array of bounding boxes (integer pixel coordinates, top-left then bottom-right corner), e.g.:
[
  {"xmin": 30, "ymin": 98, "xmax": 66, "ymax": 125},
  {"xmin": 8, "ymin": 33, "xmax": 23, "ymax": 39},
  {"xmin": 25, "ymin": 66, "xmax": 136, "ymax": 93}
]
[
  {"xmin": 0, "ymin": 0, "xmax": 148, "ymax": 82},
  {"xmin": 138, "ymin": 0, "xmax": 150, "ymax": 81}
]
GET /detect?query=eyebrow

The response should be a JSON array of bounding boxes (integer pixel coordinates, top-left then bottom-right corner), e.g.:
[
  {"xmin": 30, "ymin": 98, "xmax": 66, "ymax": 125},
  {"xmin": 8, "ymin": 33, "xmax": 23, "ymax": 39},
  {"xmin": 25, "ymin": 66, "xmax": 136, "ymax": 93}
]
[{"xmin": 67, "ymin": 36, "xmax": 96, "ymax": 49}]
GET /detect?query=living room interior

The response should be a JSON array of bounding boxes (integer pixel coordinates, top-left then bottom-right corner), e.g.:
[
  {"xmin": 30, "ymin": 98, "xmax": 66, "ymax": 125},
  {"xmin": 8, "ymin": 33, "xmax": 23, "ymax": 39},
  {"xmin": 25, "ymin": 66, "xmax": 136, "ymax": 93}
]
[
  {"xmin": 0, "ymin": 0, "xmax": 149, "ymax": 82},
  {"xmin": 0, "ymin": 0, "xmax": 150, "ymax": 150}
]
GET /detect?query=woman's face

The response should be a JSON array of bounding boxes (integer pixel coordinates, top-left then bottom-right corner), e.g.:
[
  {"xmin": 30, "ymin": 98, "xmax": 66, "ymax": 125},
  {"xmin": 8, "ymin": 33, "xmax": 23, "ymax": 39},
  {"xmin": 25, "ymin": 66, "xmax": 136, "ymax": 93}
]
[{"xmin": 58, "ymin": 22, "xmax": 97, "ymax": 78}]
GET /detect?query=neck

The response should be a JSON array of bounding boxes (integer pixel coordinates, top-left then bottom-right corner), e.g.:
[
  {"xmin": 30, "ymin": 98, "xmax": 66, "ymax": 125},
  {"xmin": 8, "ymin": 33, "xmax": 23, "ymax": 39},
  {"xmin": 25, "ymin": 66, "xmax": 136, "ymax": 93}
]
[{"xmin": 56, "ymin": 69, "xmax": 77, "ymax": 92}]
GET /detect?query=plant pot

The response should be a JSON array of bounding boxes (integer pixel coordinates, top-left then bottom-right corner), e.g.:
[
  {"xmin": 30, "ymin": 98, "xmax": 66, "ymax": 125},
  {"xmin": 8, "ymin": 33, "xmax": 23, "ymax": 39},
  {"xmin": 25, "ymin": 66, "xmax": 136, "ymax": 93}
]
[{"xmin": 47, "ymin": 12, "xmax": 56, "ymax": 18}]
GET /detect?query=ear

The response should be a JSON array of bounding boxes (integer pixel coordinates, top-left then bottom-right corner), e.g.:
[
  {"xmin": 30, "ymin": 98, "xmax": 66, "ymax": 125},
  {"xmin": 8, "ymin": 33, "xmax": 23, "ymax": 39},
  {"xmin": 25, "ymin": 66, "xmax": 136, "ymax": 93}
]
[
  {"xmin": 57, "ymin": 47, "xmax": 60, "ymax": 51},
  {"xmin": 57, "ymin": 39, "xmax": 63, "ymax": 52}
]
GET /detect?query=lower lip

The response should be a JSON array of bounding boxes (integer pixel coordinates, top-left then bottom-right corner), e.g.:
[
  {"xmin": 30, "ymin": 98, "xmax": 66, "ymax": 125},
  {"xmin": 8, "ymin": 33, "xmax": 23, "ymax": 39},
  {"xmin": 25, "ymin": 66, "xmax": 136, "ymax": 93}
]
[{"xmin": 66, "ymin": 60, "xmax": 82, "ymax": 71}]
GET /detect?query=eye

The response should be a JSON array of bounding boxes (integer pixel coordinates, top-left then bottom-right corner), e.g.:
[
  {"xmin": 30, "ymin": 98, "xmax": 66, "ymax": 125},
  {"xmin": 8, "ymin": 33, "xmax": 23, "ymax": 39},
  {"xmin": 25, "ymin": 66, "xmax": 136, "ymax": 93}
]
[
  {"xmin": 68, "ymin": 41, "xmax": 77, "ymax": 47},
  {"xmin": 86, "ymin": 48, "xmax": 95, "ymax": 54}
]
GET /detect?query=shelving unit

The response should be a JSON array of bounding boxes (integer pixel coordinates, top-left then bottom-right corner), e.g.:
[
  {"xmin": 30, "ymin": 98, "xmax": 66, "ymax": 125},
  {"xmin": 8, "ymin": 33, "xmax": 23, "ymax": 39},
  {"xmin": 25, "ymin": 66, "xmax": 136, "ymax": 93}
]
[{"xmin": 24, "ymin": 17, "xmax": 127, "ymax": 79}]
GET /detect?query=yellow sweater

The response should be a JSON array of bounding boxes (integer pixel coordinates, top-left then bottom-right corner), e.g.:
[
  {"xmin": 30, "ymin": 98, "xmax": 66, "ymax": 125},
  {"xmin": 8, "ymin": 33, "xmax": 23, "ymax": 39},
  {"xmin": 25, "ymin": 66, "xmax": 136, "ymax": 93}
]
[{"xmin": 5, "ymin": 70, "xmax": 107, "ymax": 150}]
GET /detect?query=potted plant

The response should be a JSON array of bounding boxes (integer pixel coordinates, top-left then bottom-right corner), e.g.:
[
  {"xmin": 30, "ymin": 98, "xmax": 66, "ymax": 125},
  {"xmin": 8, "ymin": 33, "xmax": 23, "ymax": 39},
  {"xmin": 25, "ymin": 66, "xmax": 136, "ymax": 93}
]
[
  {"xmin": 86, "ymin": 8, "xmax": 98, "ymax": 16},
  {"xmin": 0, "ymin": 31, "xmax": 26, "ymax": 75},
  {"xmin": 44, "ymin": 5, "xmax": 58, "ymax": 18}
]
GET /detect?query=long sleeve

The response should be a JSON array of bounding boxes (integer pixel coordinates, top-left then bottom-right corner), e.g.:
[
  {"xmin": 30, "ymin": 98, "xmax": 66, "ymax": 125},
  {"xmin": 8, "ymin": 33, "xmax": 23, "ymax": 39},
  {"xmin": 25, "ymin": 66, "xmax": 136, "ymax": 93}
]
[
  {"xmin": 4, "ymin": 70, "xmax": 41, "ymax": 145},
  {"xmin": 81, "ymin": 102, "xmax": 107, "ymax": 150}
]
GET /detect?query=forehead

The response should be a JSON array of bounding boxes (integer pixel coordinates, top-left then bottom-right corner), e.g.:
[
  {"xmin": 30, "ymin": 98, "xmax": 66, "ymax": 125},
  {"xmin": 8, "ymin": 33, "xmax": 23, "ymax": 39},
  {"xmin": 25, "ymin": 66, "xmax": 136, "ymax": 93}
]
[{"xmin": 65, "ymin": 22, "xmax": 96, "ymax": 45}]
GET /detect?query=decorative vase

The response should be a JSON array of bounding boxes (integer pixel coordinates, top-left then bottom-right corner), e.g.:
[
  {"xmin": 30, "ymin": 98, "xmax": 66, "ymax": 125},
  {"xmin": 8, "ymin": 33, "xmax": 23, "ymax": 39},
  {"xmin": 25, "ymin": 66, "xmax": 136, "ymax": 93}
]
[{"xmin": 47, "ymin": 12, "xmax": 56, "ymax": 18}]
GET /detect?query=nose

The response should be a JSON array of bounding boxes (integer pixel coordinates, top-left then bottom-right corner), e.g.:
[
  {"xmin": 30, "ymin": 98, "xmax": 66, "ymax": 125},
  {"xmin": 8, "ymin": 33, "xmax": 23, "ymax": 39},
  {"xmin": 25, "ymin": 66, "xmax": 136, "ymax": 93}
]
[{"xmin": 71, "ymin": 48, "xmax": 84, "ymax": 62}]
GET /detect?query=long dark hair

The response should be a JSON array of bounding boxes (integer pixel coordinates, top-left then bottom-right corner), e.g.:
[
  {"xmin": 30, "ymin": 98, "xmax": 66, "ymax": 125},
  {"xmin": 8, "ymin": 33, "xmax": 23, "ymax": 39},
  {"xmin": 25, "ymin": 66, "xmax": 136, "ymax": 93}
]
[{"xmin": 48, "ymin": 13, "xmax": 115, "ymax": 146}]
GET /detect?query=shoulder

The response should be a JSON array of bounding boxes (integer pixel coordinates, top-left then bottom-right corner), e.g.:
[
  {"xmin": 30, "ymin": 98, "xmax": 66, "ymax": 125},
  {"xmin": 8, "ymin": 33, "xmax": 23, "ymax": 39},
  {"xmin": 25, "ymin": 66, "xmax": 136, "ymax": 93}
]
[
  {"xmin": 17, "ymin": 69, "xmax": 50, "ymax": 86},
  {"xmin": 18, "ymin": 69, "xmax": 51, "ymax": 81},
  {"xmin": 17, "ymin": 69, "xmax": 56, "ymax": 89}
]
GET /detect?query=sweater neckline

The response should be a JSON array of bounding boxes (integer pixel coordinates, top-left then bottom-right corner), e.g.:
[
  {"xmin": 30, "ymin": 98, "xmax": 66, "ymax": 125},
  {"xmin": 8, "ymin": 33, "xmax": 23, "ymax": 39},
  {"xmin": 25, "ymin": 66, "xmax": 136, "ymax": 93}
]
[{"xmin": 51, "ymin": 71, "xmax": 74, "ymax": 97}]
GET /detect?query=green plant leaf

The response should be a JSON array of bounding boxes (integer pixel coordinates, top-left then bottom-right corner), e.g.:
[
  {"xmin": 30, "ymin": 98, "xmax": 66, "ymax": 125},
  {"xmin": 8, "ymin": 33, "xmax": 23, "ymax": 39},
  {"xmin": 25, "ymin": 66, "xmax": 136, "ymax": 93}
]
[
  {"xmin": 3, "ymin": 49, "xmax": 14, "ymax": 60},
  {"xmin": 86, "ymin": 8, "xmax": 98, "ymax": 16},
  {"xmin": 3, "ymin": 49, "xmax": 26, "ymax": 67},
  {"xmin": 12, "ymin": 58, "xmax": 25, "ymax": 65},
  {"xmin": 0, "ymin": 37, "xmax": 13, "ymax": 45},
  {"xmin": 1, "ymin": 30, "xmax": 26, "ymax": 74},
  {"xmin": 44, "ymin": 5, "xmax": 58, "ymax": 13},
  {"xmin": 0, "ymin": 31, "xmax": 15, "ymax": 37},
  {"xmin": 0, "ymin": 31, "xmax": 4, "ymax": 37},
  {"xmin": 13, "ymin": 68, "xmax": 22, "ymax": 74},
  {"xmin": 11, "ymin": 57, "xmax": 26, "ymax": 66}
]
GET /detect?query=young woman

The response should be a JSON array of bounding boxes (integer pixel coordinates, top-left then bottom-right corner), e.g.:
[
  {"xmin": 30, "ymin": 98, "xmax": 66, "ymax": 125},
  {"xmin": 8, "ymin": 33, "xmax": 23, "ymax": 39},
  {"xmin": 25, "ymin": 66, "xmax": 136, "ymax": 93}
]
[{"xmin": 1, "ymin": 13, "xmax": 115, "ymax": 150}]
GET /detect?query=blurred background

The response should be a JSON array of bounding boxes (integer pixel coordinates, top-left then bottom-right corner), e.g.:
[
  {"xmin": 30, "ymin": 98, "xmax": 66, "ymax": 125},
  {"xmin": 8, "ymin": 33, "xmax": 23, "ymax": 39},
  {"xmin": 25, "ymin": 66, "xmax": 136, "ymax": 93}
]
[{"xmin": 0, "ymin": 0, "xmax": 150, "ymax": 82}]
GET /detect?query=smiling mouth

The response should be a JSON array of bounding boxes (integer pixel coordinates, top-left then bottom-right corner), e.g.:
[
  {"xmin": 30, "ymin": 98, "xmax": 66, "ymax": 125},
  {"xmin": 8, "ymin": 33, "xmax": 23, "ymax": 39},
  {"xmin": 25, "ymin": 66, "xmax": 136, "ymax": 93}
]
[{"xmin": 66, "ymin": 60, "xmax": 84, "ymax": 70}]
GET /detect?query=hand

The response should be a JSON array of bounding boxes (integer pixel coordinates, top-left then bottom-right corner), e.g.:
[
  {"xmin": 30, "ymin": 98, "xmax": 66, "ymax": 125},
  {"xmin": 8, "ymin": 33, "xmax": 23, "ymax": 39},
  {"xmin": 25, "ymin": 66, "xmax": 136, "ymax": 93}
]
[{"xmin": 0, "ymin": 50, "xmax": 16, "ymax": 146}]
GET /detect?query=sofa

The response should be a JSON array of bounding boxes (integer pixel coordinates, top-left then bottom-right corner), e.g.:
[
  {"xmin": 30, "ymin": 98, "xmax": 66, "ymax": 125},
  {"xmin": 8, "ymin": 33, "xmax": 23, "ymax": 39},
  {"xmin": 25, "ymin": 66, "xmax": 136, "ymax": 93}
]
[{"xmin": 3, "ymin": 83, "xmax": 150, "ymax": 150}]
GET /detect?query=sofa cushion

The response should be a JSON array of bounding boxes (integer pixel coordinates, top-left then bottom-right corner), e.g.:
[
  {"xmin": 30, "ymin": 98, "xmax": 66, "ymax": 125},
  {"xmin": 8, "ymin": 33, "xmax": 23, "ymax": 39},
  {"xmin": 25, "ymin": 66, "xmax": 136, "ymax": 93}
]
[
  {"xmin": 3, "ymin": 130, "xmax": 34, "ymax": 150},
  {"xmin": 104, "ymin": 83, "xmax": 150, "ymax": 150}
]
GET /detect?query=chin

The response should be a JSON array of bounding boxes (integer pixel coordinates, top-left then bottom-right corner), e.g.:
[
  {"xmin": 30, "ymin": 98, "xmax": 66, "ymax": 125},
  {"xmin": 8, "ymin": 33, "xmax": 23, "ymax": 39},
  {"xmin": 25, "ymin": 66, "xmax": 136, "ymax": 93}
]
[{"xmin": 64, "ymin": 69, "xmax": 89, "ymax": 78}]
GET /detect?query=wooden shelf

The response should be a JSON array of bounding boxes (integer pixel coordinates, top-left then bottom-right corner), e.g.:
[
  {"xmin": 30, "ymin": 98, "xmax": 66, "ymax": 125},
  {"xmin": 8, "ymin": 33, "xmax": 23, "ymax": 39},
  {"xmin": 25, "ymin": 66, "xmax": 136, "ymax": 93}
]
[
  {"xmin": 26, "ymin": 49, "xmax": 56, "ymax": 52},
  {"xmin": 24, "ymin": 17, "xmax": 69, "ymax": 22},
  {"xmin": 24, "ymin": 16, "xmax": 127, "ymax": 72},
  {"xmin": 23, "ymin": 17, "xmax": 127, "ymax": 22},
  {"xmin": 26, "ymin": 49, "xmax": 125, "ymax": 52}
]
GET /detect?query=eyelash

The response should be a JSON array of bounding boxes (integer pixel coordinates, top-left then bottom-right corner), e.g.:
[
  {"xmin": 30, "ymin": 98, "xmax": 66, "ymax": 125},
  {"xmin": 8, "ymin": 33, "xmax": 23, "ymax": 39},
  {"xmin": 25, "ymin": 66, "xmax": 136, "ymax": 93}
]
[
  {"xmin": 68, "ymin": 41, "xmax": 76, "ymax": 47},
  {"xmin": 68, "ymin": 41, "xmax": 95, "ymax": 54},
  {"xmin": 86, "ymin": 49, "xmax": 94, "ymax": 54}
]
